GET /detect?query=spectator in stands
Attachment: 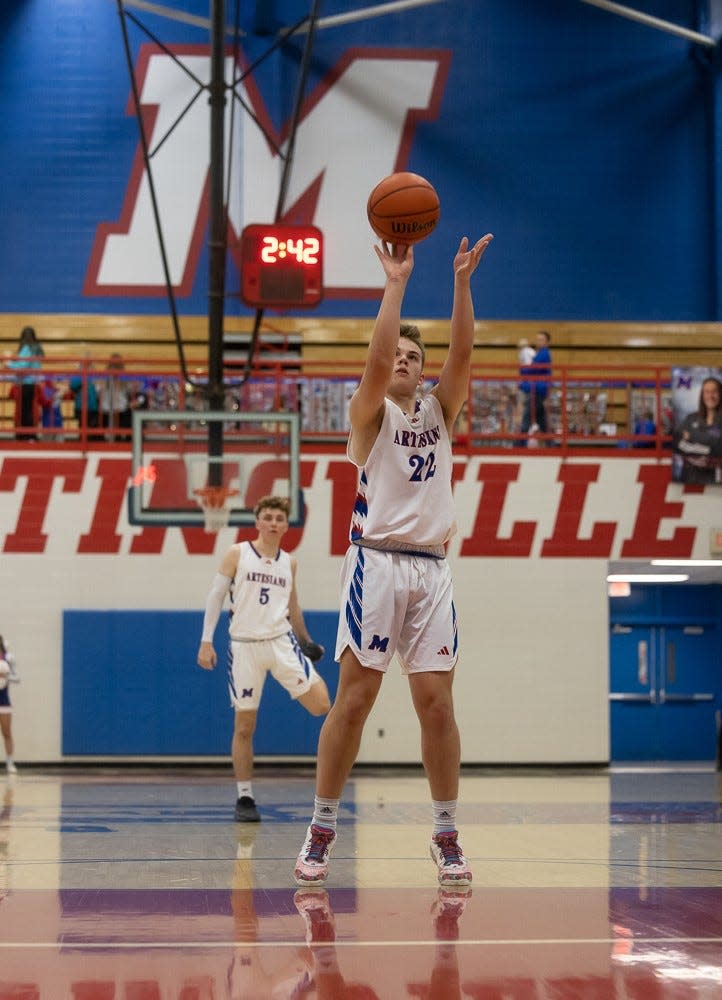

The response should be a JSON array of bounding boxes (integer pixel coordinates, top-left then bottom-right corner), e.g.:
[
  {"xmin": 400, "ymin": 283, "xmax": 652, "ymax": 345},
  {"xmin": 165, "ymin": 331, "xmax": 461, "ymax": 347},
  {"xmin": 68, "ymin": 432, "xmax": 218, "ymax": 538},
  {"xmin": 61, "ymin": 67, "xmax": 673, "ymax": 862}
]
[
  {"xmin": 129, "ymin": 378, "xmax": 150, "ymax": 412},
  {"xmin": 516, "ymin": 337, "xmax": 535, "ymax": 432},
  {"xmin": 520, "ymin": 330, "xmax": 552, "ymax": 442},
  {"xmin": 100, "ymin": 353, "xmax": 132, "ymax": 440},
  {"xmin": 7, "ymin": 325, "xmax": 44, "ymax": 440},
  {"xmin": 517, "ymin": 337, "xmax": 535, "ymax": 368},
  {"xmin": 39, "ymin": 375, "xmax": 66, "ymax": 439},
  {"xmin": 69, "ymin": 358, "xmax": 102, "ymax": 441},
  {"xmin": 673, "ymin": 376, "xmax": 722, "ymax": 484},
  {"xmin": 633, "ymin": 409, "xmax": 656, "ymax": 449}
]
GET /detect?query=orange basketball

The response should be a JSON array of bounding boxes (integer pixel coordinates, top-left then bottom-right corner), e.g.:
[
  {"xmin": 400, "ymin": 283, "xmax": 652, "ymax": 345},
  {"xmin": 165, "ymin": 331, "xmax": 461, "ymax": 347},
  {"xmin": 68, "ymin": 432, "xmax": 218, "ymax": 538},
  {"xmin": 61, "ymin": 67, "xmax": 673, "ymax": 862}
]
[{"xmin": 367, "ymin": 171, "xmax": 440, "ymax": 245}]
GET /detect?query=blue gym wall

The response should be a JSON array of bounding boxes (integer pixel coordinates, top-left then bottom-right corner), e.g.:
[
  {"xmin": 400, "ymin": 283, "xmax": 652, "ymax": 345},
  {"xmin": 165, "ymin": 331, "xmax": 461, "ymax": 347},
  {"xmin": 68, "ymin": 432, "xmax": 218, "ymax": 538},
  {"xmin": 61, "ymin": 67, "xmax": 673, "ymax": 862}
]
[
  {"xmin": 0, "ymin": 0, "xmax": 718, "ymax": 320},
  {"xmin": 62, "ymin": 610, "xmax": 340, "ymax": 755}
]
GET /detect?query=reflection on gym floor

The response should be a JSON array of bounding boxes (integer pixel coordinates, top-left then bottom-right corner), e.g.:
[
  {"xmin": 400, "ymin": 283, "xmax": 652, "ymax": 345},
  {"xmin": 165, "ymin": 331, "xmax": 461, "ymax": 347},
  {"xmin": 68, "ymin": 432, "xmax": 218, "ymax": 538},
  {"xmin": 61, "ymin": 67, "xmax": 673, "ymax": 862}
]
[{"xmin": 0, "ymin": 765, "xmax": 720, "ymax": 998}]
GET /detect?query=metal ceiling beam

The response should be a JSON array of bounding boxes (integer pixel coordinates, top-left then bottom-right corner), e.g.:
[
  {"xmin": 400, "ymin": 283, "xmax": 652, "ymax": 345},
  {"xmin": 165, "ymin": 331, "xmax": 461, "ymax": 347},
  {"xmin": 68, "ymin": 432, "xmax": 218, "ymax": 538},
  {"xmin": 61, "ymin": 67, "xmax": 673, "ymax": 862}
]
[
  {"xmin": 578, "ymin": 0, "xmax": 717, "ymax": 47},
  {"xmin": 116, "ymin": 0, "xmax": 446, "ymax": 36},
  {"xmin": 292, "ymin": 0, "xmax": 444, "ymax": 33},
  {"xmin": 112, "ymin": 0, "xmax": 245, "ymax": 36}
]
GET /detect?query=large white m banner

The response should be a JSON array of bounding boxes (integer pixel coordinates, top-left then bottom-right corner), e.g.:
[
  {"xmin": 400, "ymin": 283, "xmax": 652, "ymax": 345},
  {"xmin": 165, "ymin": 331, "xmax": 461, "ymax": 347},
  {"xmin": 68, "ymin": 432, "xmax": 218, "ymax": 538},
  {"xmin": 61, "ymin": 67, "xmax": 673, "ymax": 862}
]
[{"xmin": 85, "ymin": 45, "xmax": 450, "ymax": 298}]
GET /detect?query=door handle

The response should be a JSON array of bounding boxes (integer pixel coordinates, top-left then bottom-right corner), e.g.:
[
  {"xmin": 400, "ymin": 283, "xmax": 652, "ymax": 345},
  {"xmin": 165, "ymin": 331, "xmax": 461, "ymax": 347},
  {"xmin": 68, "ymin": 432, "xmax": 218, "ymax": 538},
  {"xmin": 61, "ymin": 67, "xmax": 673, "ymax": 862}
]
[
  {"xmin": 637, "ymin": 639, "xmax": 648, "ymax": 685},
  {"xmin": 667, "ymin": 641, "xmax": 676, "ymax": 684},
  {"xmin": 609, "ymin": 693, "xmax": 654, "ymax": 702}
]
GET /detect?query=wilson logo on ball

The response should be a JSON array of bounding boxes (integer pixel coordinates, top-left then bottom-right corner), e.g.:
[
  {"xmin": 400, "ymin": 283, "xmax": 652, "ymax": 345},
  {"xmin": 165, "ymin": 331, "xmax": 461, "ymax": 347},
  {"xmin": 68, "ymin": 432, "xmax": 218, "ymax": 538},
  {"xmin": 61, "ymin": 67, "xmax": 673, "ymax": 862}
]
[{"xmin": 390, "ymin": 218, "xmax": 437, "ymax": 236}]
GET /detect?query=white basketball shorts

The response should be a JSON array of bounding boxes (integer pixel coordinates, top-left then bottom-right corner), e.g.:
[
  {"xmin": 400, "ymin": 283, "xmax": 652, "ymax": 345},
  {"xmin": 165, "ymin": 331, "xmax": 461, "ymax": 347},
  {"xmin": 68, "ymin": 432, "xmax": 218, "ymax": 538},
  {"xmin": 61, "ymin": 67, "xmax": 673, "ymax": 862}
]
[
  {"xmin": 228, "ymin": 631, "xmax": 321, "ymax": 712},
  {"xmin": 335, "ymin": 545, "xmax": 458, "ymax": 673}
]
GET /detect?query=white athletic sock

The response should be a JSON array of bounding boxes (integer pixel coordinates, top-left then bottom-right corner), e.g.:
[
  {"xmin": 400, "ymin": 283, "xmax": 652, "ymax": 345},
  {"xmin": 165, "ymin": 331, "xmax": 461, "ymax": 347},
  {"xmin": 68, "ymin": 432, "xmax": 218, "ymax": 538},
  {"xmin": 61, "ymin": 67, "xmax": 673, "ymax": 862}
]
[
  {"xmin": 237, "ymin": 782, "xmax": 253, "ymax": 800},
  {"xmin": 432, "ymin": 799, "xmax": 458, "ymax": 835},
  {"xmin": 312, "ymin": 795, "xmax": 339, "ymax": 830}
]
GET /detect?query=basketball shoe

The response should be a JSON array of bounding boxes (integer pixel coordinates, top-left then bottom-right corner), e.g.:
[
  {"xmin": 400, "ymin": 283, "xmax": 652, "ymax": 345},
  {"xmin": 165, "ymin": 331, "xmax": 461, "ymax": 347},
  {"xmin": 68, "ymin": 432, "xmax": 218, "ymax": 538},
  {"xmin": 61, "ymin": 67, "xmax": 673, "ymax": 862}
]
[
  {"xmin": 234, "ymin": 795, "xmax": 260, "ymax": 823},
  {"xmin": 294, "ymin": 824, "xmax": 336, "ymax": 885},
  {"xmin": 430, "ymin": 830, "xmax": 472, "ymax": 887}
]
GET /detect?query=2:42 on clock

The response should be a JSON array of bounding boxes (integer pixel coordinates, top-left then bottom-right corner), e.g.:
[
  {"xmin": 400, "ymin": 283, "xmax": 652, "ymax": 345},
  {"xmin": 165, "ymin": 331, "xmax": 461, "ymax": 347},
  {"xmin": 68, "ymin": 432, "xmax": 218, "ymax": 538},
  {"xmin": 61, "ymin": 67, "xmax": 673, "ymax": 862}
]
[{"xmin": 241, "ymin": 224, "xmax": 324, "ymax": 309}]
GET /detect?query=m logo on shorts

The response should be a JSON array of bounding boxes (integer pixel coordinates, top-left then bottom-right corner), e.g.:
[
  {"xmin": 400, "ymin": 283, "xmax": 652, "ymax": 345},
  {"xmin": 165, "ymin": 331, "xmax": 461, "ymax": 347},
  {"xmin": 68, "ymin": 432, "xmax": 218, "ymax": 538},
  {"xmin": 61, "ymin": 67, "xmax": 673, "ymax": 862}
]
[
  {"xmin": 241, "ymin": 687, "xmax": 254, "ymax": 698},
  {"xmin": 369, "ymin": 634, "xmax": 389, "ymax": 652}
]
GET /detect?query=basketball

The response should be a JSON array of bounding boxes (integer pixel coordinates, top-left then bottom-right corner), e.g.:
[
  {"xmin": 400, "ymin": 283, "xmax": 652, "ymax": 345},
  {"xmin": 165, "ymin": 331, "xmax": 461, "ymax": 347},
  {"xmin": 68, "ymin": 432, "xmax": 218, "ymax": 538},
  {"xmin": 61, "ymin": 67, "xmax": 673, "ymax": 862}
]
[{"xmin": 367, "ymin": 172, "xmax": 440, "ymax": 245}]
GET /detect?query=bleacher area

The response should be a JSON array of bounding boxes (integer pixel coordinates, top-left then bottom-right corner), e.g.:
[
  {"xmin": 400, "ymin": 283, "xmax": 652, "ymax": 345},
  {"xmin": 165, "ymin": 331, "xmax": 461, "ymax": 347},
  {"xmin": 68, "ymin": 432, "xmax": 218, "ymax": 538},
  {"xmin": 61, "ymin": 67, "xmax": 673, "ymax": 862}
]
[
  {"xmin": 1, "ymin": 312, "xmax": 721, "ymax": 366},
  {"xmin": 1, "ymin": 313, "xmax": 720, "ymax": 448}
]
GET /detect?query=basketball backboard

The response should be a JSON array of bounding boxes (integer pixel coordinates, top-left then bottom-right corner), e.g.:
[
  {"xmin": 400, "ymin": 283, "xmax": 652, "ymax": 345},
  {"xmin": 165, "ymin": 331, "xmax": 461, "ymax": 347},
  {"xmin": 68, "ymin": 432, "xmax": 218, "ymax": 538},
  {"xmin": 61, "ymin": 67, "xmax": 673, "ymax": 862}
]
[{"xmin": 128, "ymin": 409, "xmax": 302, "ymax": 527}]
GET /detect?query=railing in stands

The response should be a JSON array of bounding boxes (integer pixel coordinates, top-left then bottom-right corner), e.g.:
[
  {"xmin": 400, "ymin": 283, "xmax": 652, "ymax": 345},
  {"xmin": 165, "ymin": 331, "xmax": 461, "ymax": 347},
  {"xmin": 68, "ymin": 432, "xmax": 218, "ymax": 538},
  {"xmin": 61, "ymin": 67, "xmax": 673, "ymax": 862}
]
[{"xmin": 0, "ymin": 354, "xmax": 674, "ymax": 455}]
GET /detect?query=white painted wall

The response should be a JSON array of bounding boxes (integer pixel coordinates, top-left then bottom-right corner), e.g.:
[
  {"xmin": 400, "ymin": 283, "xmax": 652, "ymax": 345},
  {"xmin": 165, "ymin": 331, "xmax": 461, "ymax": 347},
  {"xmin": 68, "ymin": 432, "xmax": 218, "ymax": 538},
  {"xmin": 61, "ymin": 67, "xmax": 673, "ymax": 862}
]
[{"xmin": 2, "ymin": 449, "xmax": 719, "ymax": 763}]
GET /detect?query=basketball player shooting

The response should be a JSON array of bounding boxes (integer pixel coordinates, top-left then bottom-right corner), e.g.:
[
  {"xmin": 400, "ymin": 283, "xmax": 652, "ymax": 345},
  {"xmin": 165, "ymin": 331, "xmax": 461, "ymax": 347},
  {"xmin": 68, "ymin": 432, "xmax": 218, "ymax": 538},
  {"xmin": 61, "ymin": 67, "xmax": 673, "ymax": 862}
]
[{"xmin": 294, "ymin": 229, "xmax": 493, "ymax": 888}]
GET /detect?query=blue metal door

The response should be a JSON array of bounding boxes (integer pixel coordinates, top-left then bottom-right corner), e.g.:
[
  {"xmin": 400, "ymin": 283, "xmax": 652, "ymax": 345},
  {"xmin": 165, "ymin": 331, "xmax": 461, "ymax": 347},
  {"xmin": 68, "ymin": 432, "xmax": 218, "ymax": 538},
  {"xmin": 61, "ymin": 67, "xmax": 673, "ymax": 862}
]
[
  {"xmin": 655, "ymin": 625, "xmax": 718, "ymax": 760},
  {"xmin": 610, "ymin": 624, "xmax": 658, "ymax": 760},
  {"xmin": 610, "ymin": 623, "xmax": 718, "ymax": 761}
]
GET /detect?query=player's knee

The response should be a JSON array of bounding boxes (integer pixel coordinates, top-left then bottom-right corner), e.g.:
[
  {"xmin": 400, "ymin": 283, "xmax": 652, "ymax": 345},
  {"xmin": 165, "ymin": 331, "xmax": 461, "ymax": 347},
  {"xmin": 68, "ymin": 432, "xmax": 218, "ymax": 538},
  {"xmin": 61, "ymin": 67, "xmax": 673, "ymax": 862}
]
[
  {"xmin": 417, "ymin": 696, "xmax": 455, "ymax": 732},
  {"xmin": 335, "ymin": 688, "xmax": 376, "ymax": 727},
  {"xmin": 302, "ymin": 681, "xmax": 331, "ymax": 716},
  {"xmin": 308, "ymin": 695, "xmax": 331, "ymax": 717},
  {"xmin": 314, "ymin": 688, "xmax": 332, "ymax": 716},
  {"xmin": 233, "ymin": 712, "xmax": 256, "ymax": 739}
]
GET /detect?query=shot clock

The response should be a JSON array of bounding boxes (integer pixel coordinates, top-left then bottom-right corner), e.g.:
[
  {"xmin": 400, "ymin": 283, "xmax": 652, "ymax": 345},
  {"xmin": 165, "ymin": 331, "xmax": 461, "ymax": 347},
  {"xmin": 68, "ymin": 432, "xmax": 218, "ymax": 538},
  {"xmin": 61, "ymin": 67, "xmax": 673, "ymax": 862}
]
[{"xmin": 240, "ymin": 224, "xmax": 324, "ymax": 308}]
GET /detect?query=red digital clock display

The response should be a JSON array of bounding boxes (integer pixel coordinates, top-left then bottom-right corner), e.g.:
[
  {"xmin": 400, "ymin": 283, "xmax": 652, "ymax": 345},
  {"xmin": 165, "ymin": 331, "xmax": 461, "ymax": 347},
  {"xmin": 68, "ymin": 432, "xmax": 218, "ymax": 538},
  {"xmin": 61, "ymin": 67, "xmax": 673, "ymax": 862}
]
[{"xmin": 241, "ymin": 224, "xmax": 324, "ymax": 309}]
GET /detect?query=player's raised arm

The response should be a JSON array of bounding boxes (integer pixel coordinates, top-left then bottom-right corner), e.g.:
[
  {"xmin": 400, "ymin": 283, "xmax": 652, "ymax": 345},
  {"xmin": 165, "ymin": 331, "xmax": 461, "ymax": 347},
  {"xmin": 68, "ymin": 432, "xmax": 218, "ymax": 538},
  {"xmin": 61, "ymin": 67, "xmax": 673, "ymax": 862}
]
[
  {"xmin": 349, "ymin": 242, "xmax": 414, "ymax": 432},
  {"xmin": 435, "ymin": 234, "xmax": 494, "ymax": 427}
]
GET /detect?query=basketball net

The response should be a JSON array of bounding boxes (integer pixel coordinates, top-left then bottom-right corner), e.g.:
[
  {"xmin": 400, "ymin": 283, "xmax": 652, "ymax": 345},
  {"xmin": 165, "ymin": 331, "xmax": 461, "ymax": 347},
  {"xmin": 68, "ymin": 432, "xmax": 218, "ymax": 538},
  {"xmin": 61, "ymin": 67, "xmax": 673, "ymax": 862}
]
[{"xmin": 193, "ymin": 486, "xmax": 239, "ymax": 534}]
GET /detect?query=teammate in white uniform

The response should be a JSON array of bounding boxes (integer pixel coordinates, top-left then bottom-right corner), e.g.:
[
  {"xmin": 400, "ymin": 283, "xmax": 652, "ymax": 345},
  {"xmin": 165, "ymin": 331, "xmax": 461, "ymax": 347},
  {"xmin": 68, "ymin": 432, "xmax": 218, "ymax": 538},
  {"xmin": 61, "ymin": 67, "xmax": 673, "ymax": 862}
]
[
  {"xmin": 0, "ymin": 636, "xmax": 19, "ymax": 775},
  {"xmin": 197, "ymin": 496, "xmax": 330, "ymax": 822},
  {"xmin": 295, "ymin": 231, "xmax": 493, "ymax": 888}
]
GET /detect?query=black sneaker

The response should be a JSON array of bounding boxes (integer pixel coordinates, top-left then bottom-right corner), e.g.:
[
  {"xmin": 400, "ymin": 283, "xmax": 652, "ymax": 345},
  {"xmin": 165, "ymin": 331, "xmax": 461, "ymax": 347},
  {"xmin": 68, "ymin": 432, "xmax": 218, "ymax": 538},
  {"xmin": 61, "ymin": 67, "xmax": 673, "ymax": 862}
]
[{"xmin": 234, "ymin": 795, "xmax": 261, "ymax": 822}]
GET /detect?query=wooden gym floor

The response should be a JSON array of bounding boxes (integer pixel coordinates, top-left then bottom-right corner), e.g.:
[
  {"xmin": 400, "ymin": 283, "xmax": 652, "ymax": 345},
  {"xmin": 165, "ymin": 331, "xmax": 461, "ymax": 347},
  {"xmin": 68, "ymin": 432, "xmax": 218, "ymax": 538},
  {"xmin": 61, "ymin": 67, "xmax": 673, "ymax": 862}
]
[{"xmin": 0, "ymin": 764, "xmax": 720, "ymax": 998}]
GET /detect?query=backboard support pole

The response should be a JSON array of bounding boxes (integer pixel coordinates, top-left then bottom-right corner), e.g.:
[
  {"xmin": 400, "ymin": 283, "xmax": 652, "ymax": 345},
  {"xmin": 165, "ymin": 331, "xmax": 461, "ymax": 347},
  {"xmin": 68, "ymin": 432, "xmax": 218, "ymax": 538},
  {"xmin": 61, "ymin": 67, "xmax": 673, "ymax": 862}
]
[{"xmin": 207, "ymin": 0, "xmax": 227, "ymax": 483}]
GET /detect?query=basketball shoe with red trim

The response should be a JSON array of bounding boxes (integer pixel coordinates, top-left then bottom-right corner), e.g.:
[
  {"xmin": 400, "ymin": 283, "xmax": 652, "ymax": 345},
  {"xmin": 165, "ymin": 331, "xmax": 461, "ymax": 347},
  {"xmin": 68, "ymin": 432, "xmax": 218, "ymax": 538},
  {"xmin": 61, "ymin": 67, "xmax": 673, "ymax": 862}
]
[
  {"xmin": 430, "ymin": 830, "xmax": 472, "ymax": 887},
  {"xmin": 294, "ymin": 824, "xmax": 336, "ymax": 885}
]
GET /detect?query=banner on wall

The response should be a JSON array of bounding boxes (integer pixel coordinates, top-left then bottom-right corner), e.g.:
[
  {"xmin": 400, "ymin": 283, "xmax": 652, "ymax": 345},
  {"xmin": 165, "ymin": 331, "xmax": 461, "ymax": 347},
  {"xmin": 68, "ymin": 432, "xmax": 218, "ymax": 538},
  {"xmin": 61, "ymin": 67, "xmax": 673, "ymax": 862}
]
[
  {"xmin": 0, "ymin": 451, "xmax": 717, "ymax": 558},
  {"xmin": 671, "ymin": 367, "xmax": 722, "ymax": 485},
  {"xmin": 0, "ymin": 0, "xmax": 714, "ymax": 320}
]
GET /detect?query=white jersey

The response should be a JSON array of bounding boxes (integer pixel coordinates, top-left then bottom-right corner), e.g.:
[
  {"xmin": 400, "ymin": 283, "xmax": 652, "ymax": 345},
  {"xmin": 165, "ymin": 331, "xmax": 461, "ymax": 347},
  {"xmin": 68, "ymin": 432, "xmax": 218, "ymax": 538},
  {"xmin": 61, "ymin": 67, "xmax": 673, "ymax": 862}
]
[
  {"xmin": 348, "ymin": 394, "xmax": 455, "ymax": 555},
  {"xmin": 0, "ymin": 651, "xmax": 15, "ymax": 707},
  {"xmin": 228, "ymin": 541, "xmax": 293, "ymax": 640}
]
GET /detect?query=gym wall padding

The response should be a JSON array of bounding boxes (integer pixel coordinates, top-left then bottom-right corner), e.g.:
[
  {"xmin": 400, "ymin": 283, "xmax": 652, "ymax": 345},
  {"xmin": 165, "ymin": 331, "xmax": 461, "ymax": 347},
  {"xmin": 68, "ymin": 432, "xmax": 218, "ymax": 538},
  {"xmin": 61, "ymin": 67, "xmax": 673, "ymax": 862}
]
[{"xmin": 62, "ymin": 609, "xmax": 339, "ymax": 756}]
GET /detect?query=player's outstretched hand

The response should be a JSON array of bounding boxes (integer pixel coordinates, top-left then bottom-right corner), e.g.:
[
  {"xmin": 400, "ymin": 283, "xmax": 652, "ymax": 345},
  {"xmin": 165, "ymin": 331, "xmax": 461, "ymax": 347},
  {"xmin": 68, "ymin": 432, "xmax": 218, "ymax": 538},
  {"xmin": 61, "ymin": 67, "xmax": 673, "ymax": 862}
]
[
  {"xmin": 373, "ymin": 240, "xmax": 414, "ymax": 282},
  {"xmin": 299, "ymin": 638, "xmax": 325, "ymax": 663},
  {"xmin": 453, "ymin": 234, "xmax": 493, "ymax": 280}
]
